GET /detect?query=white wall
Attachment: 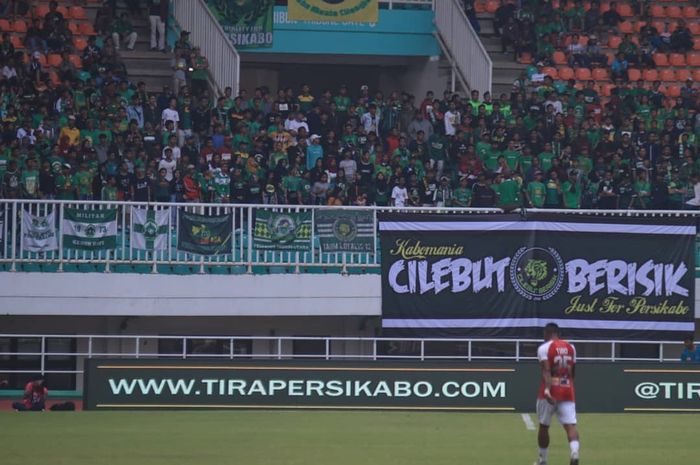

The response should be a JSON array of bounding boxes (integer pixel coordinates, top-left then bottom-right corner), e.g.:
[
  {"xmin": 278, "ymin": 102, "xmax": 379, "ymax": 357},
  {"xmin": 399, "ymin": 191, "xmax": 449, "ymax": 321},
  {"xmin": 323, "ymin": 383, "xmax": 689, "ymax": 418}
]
[
  {"xmin": 0, "ymin": 273, "xmax": 381, "ymax": 317},
  {"xmin": 1, "ymin": 272, "xmax": 699, "ymax": 319}
]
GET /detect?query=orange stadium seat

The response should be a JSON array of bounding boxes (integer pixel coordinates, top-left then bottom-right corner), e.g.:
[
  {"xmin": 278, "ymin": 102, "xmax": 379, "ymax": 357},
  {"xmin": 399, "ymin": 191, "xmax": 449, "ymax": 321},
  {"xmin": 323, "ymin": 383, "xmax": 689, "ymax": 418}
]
[
  {"xmin": 592, "ymin": 68, "xmax": 609, "ymax": 80},
  {"xmin": 694, "ymin": 38, "xmax": 700, "ymax": 50},
  {"xmin": 599, "ymin": 2, "xmax": 611, "ymax": 13},
  {"xmin": 583, "ymin": 1, "xmax": 591, "ymax": 11},
  {"xmin": 683, "ymin": 6, "xmax": 698, "ymax": 18},
  {"xmin": 676, "ymin": 69, "xmax": 690, "ymax": 82},
  {"xmin": 558, "ymin": 67, "xmax": 575, "ymax": 80},
  {"xmin": 12, "ymin": 20, "xmax": 26, "ymax": 33},
  {"xmin": 34, "ymin": 5, "xmax": 49, "ymax": 18},
  {"xmin": 649, "ymin": 5, "xmax": 665, "ymax": 17},
  {"xmin": 651, "ymin": 21, "xmax": 666, "ymax": 32},
  {"xmin": 552, "ymin": 0, "xmax": 561, "ymax": 9},
  {"xmin": 619, "ymin": 21, "xmax": 633, "ymax": 33},
  {"xmin": 608, "ymin": 35, "xmax": 622, "ymax": 48},
  {"xmin": 617, "ymin": 4, "xmax": 633, "ymax": 17},
  {"xmin": 578, "ymin": 35, "xmax": 589, "ymax": 46},
  {"xmin": 600, "ymin": 83, "xmax": 615, "ymax": 97},
  {"xmin": 49, "ymin": 71, "xmax": 61, "ymax": 86},
  {"xmin": 689, "ymin": 53, "xmax": 700, "ymax": 66},
  {"xmin": 518, "ymin": 52, "xmax": 533, "ymax": 64},
  {"xmin": 643, "ymin": 69, "xmax": 659, "ymax": 81},
  {"xmin": 68, "ymin": 22, "xmax": 80, "ymax": 34},
  {"xmin": 0, "ymin": 19, "xmax": 10, "ymax": 32},
  {"xmin": 668, "ymin": 22, "xmax": 678, "ymax": 33},
  {"xmin": 79, "ymin": 23, "xmax": 96, "ymax": 35},
  {"xmin": 665, "ymin": 85, "xmax": 681, "ymax": 97},
  {"xmin": 69, "ymin": 6, "xmax": 87, "ymax": 20},
  {"xmin": 56, "ymin": 6, "xmax": 68, "ymax": 17},
  {"xmin": 69, "ymin": 54, "xmax": 82, "ymax": 68},
  {"xmin": 474, "ymin": 1, "xmax": 486, "ymax": 13},
  {"xmin": 24, "ymin": 53, "xmax": 47, "ymax": 67},
  {"xmin": 627, "ymin": 69, "xmax": 641, "ymax": 81},
  {"xmin": 693, "ymin": 69, "xmax": 700, "ymax": 81},
  {"xmin": 669, "ymin": 53, "xmax": 686, "ymax": 66},
  {"xmin": 47, "ymin": 54, "xmax": 62, "ymax": 67},
  {"xmin": 542, "ymin": 67, "xmax": 559, "ymax": 79},
  {"xmin": 553, "ymin": 51, "xmax": 567, "ymax": 65},
  {"xmin": 666, "ymin": 6, "xmax": 682, "ymax": 18},
  {"xmin": 575, "ymin": 68, "xmax": 592, "ymax": 80},
  {"xmin": 660, "ymin": 69, "xmax": 676, "ymax": 81},
  {"xmin": 653, "ymin": 53, "xmax": 669, "ymax": 66},
  {"xmin": 485, "ymin": 0, "xmax": 499, "ymax": 14},
  {"xmin": 10, "ymin": 35, "xmax": 23, "ymax": 49},
  {"xmin": 689, "ymin": 23, "xmax": 700, "ymax": 35},
  {"xmin": 74, "ymin": 37, "xmax": 88, "ymax": 51},
  {"xmin": 634, "ymin": 21, "xmax": 646, "ymax": 33}
]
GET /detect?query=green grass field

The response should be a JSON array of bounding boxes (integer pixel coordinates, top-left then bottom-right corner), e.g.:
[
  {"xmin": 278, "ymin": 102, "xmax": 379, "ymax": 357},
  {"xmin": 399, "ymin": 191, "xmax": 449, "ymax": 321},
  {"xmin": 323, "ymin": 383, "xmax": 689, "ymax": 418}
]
[{"xmin": 1, "ymin": 411, "xmax": 697, "ymax": 465}]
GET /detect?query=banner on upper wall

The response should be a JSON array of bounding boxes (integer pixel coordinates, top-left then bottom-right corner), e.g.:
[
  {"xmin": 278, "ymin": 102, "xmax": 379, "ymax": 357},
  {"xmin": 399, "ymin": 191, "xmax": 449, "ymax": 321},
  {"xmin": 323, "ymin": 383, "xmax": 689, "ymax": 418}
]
[
  {"xmin": 254, "ymin": 210, "xmax": 312, "ymax": 251},
  {"xmin": 316, "ymin": 210, "xmax": 374, "ymax": 253},
  {"xmin": 206, "ymin": 0, "xmax": 274, "ymax": 49},
  {"xmin": 288, "ymin": 0, "xmax": 378, "ymax": 23},
  {"xmin": 379, "ymin": 213, "xmax": 696, "ymax": 340},
  {"xmin": 177, "ymin": 211, "xmax": 232, "ymax": 255},
  {"xmin": 22, "ymin": 210, "xmax": 57, "ymax": 252},
  {"xmin": 62, "ymin": 208, "xmax": 117, "ymax": 251},
  {"xmin": 131, "ymin": 208, "xmax": 169, "ymax": 251}
]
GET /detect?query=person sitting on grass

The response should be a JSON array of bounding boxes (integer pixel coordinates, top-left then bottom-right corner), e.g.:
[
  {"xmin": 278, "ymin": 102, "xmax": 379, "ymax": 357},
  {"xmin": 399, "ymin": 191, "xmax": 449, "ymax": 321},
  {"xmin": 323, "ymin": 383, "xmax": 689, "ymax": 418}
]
[{"xmin": 12, "ymin": 377, "xmax": 48, "ymax": 411}]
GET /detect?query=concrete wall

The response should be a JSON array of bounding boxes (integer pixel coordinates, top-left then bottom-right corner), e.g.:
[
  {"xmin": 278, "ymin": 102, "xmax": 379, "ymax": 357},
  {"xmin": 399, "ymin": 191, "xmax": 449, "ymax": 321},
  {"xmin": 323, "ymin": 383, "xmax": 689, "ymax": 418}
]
[{"xmin": 0, "ymin": 273, "xmax": 380, "ymax": 317}]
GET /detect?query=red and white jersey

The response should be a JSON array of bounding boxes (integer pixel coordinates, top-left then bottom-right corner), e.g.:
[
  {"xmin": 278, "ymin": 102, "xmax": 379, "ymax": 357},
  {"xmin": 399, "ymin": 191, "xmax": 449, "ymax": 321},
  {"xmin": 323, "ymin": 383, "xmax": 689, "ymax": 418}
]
[{"xmin": 537, "ymin": 339, "xmax": 576, "ymax": 402}]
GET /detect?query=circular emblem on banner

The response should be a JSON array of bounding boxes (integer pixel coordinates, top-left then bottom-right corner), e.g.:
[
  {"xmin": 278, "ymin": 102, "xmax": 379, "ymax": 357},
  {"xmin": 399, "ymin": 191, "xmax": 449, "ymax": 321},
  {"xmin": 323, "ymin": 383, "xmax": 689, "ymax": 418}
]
[
  {"xmin": 270, "ymin": 214, "xmax": 297, "ymax": 243},
  {"xmin": 85, "ymin": 224, "xmax": 96, "ymax": 237},
  {"xmin": 144, "ymin": 219, "xmax": 158, "ymax": 240},
  {"xmin": 296, "ymin": 0, "xmax": 373, "ymax": 18},
  {"xmin": 332, "ymin": 217, "xmax": 357, "ymax": 242},
  {"xmin": 510, "ymin": 247, "xmax": 564, "ymax": 301}
]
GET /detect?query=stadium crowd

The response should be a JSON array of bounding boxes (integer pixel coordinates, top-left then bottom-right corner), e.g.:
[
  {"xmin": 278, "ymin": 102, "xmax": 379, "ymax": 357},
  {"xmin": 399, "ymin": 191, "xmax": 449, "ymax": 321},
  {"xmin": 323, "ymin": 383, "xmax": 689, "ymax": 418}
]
[{"xmin": 0, "ymin": 1, "xmax": 699, "ymax": 210}]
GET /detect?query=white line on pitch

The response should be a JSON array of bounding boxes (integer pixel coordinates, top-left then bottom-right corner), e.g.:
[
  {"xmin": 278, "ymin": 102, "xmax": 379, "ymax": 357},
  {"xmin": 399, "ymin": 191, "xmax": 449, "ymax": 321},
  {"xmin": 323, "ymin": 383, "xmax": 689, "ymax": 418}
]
[{"xmin": 521, "ymin": 413, "xmax": 536, "ymax": 431}]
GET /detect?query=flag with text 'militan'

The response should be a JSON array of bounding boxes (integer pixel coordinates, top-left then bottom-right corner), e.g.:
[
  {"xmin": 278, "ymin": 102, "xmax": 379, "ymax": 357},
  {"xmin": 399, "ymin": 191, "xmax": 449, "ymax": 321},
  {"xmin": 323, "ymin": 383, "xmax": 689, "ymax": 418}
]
[{"xmin": 288, "ymin": 0, "xmax": 378, "ymax": 23}]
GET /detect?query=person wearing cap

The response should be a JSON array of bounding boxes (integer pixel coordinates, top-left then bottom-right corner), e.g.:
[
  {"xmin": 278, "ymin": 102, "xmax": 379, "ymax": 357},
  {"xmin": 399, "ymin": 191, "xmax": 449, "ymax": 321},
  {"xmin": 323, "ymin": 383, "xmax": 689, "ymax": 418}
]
[
  {"xmin": 58, "ymin": 115, "xmax": 80, "ymax": 147},
  {"xmin": 12, "ymin": 377, "xmax": 48, "ymax": 412},
  {"xmin": 306, "ymin": 134, "xmax": 323, "ymax": 171}
]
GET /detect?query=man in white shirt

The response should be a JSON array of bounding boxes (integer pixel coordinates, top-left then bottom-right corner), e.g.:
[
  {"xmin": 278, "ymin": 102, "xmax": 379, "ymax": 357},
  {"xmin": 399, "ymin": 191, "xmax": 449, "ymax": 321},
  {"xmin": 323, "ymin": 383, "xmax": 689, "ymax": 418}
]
[
  {"xmin": 361, "ymin": 104, "xmax": 381, "ymax": 135},
  {"xmin": 391, "ymin": 177, "xmax": 409, "ymax": 207},
  {"xmin": 161, "ymin": 135, "xmax": 181, "ymax": 162},
  {"xmin": 16, "ymin": 121, "xmax": 36, "ymax": 145},
  {"xmin": 158, "ymin": 148, "xmax": 177, "ymax": 181},
  {"xmin": 161, "ymin": 98, "xmax": 180, "ymax": 130},
  {"xmin": 287, "ymin": 113, "xmax": 309, "ymax": 135},
  {"xmin": 444, "ymin": 102, "xmax": 460, "ymax": 136}
]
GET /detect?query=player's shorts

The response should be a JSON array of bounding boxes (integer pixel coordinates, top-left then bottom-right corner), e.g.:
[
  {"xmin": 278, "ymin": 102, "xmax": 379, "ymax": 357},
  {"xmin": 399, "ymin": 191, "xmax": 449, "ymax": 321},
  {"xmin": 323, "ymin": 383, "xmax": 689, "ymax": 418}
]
[{"xmin": 536, "ymin": 399, "xmax": 577, "ymax": 426}]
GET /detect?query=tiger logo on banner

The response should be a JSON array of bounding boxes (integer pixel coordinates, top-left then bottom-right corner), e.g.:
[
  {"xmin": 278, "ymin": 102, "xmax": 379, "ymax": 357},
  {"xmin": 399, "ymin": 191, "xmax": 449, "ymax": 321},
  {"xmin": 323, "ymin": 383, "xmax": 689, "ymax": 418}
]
[{"xmin": 288, "ymin": 0, "xmax": 379, "ymax": 23}]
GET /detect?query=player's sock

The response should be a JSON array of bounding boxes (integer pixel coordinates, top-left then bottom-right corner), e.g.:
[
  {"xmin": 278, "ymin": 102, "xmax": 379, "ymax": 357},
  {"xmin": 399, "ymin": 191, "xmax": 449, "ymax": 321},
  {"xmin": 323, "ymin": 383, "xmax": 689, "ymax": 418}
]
[
  {"xmin": 569, "ymin": 440, "xmax": 580, "ymax": 458},
  {"xmin": 539, "ymin": 447, "xmax": 549, "ymax": 462}
]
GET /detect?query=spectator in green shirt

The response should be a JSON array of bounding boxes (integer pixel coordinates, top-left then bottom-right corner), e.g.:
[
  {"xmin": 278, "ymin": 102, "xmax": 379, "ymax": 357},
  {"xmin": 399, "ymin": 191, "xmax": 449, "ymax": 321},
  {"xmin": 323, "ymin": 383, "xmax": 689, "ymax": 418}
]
[
  {"xmin": 20, "ymin": 158, "xmax": 40, "ymax": 199},
  {"xmin": 526, "ymin": 171, "xmax": 547, "ymax": 208},
  {"xmin": 56, "ymin": 164, "xmax": 77, "ymax": 200},
  {"xmin": 111, "ymin": 13, "xmax": 137, "ymax": 51},
  {"xmin": 452, "ymin": 177, "xmax": 472, "ymax": 207},
  {"xmin": 562, "ymin": 171, "xmax": 583, "ymax": 209},
  {"xmin": 75, "ymin": 161, "xmax": 94, "ymax": 200}
]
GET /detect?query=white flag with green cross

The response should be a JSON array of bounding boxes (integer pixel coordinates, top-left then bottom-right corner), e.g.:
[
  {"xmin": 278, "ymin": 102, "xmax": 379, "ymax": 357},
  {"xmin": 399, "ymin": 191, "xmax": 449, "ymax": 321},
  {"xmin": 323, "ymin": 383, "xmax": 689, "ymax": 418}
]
[{"xmin": 131, "ymin": 207, "xmax": 169, "ymax": 251}]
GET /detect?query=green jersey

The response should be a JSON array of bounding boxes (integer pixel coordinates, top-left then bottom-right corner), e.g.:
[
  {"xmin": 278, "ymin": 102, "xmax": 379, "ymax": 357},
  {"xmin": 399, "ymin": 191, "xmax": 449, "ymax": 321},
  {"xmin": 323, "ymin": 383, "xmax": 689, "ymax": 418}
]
[
  {"xmin": 539, "ymin": 151, "xmax": 555, "ymax": 171},
  {"xmin": 75, "ymin": 170, "xmax": 93, "ymax": 197},
  {"xmin": 561, "ymin": 180, "xmax": 582, "ymax": 209},
  {"xmin": 452, "ymin": 186, "xmax": 472, "ymax": 207},
  {"xmin": 545, "ymin": 179, "xmax": 561, "ymax": 206},
  {"xmin": 502, "ymin": 150, "xmax": 520, "ymax": 171},
  {"xmin": 527, "ymin": 181, "xmax": 546, "ymax": 207},
  {"xmin": 496, "ymin": 179, "xmax": 521, "ymax": 206},
  {"xmin": 20, "ymin": 169, "xmax": 39, "ymax": 197}
]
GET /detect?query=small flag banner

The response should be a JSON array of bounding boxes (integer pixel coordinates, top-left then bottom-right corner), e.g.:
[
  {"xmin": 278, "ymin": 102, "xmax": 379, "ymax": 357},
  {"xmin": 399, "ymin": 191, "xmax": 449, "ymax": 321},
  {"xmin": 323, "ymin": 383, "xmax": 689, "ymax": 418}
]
[{"xmin": 253, "ymin": 210, "xmax": 312, "ymax": 251}]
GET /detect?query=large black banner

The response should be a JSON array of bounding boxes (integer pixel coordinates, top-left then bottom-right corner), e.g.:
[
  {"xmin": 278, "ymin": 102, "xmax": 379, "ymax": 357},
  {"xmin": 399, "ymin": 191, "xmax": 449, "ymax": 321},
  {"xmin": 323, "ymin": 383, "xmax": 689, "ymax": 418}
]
[
  {"xmin": 379, "ymin": 213, "xmax": 696, "ymax": 340},
  {"xmin": 84, "ymin": 359, "xmax": 700, "ymax": 413}
]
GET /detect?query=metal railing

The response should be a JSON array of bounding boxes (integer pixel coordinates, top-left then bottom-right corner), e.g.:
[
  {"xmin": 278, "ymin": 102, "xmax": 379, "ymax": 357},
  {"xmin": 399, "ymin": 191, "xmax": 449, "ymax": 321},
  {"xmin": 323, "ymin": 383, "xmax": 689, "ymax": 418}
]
[
  {"xmin": 2, "ymin": 200, "xmax": 700, "ymax": 273},
  {"xmin": 435, "ymin": 0, "xmax": 492, "ymax": 94},
  {"xmin": 172, "ymin": 0, "xmax": 240, "ymax": 96},
  {"xmin": 0, "ymin": 200, "xmax": 502, "ymax": 273},
  {"xmin": 0, "ymin": 334, "xmax": 687, "ymax": 378}
]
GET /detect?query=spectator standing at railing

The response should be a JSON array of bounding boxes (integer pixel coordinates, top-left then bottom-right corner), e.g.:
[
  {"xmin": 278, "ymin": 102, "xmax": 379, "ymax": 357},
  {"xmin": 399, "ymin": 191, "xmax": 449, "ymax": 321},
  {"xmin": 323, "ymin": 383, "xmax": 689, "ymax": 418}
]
[{"xmin": 680, "ymin": 336, "xmax": 700, "ymax": 363}]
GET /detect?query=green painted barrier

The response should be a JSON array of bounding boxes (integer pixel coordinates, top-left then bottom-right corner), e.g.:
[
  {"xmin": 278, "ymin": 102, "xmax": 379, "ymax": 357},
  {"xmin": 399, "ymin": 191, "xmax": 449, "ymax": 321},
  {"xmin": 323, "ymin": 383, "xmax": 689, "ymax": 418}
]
[{"xmin": 84, "ymin": 360, "xmax": 700, "ymax": 412}]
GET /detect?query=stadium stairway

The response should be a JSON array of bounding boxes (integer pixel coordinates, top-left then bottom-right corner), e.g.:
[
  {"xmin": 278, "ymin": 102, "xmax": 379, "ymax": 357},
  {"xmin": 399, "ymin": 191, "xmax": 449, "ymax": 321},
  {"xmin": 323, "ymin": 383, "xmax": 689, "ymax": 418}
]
[
  {"xmin": 475, "ymin": 12, "xmax": 526, "ymax": 97},
  {"xmin": 81, "ymin": 1, "xmax": 173, "ymax": 92}
]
